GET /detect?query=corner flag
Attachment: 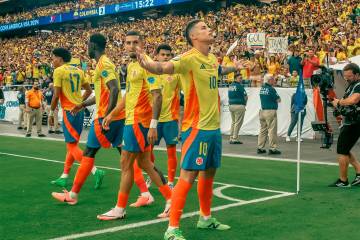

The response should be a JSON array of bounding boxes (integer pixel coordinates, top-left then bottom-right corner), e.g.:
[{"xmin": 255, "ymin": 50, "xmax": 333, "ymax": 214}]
[{"xmin": 294, "ymin": 70, "xmax": 306, "ymax": 113}]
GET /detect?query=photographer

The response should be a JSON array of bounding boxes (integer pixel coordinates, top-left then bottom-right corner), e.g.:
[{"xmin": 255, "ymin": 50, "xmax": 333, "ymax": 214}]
[{"xmin": 329, "ymin": 63, "xmax": 360, "ymax": 187}]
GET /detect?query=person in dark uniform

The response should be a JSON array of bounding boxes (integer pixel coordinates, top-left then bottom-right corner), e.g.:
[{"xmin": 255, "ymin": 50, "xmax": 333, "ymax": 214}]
[
  {"xmin": 257, "ymin": 74, "xmax": 281, "ymax": 155},
  {"xmin": 17, "ymin": 86, "xmax": 27, "ymax": 129},
  {"xmin": 228, "ymin": 73, "xmax": 247, "ymax": 144},
  {"xmin": 44, "ymin": 83, "xmax": 61, "ymax": 134}
]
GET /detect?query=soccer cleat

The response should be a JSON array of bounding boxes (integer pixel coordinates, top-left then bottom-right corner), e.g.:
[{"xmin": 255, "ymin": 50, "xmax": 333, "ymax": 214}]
[
  {"xmin": 145, "ymin": 176, "xmax": 152, "ymax": 189},
  {"xmin": 197, "ymin": 217, "xmax": 231, "ymax": 230},
  {"xmin": 164, "ymin": 228, "xmax": 186, "ymax": 240},
  {"xmin": 51, "ymin": 177, "xmax": 68, "ymax": 187},
  {"xmin": 94, "ymin": 169, "xmax": 105, "ymax": 189},
  {"xmin": 97, "ymin": 208, "xmax": 126, "ymax": 221},
  {"xmin": 51, "ymin": 190, "xmax": 78, "ymax": 205},
  {"xmin": 158, "ymin": 200, "xmax": 171, "ymax": 218},
  {"xmin": 130, "ymin": 194, "xmax": 154, "ymax": 207},
  {"xmin": 257, "ymin": 148, "xmax": 266, "ymax": 154},
  {"xmin": 351, "ymin": 175, "xmax": 360, "ymax": 186},
  {"xmin": 328, "ymin": 179, "xmax": 350, "ymax": 187}
]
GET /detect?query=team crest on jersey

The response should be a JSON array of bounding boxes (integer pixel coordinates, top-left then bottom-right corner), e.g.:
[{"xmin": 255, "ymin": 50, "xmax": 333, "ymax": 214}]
[
  {"xmin": 101, "ymin": 70, "xmax": 108, "ymax": 78},
  {"xmin": 147, "ymin": 77, "xmax": 155, "ymax": 84},
  {"xmin": 196, "ymin": 157, "xmax": 203, "ymax": 166}
]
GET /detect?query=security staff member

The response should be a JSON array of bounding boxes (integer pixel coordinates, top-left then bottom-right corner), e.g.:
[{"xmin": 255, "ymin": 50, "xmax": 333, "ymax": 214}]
[
  {"xmin": 17, "ymin": 86, "xmax": 27, "ymax": 130},
  {"xmin": 329, "ymin": 63, "xmax": 360, "ymax": 187},
  {"xmin": 44, "ymin": 83, "xmax": 61, "ymax": 134},
  {"xmin": 257, "ymin": 74, "xmax": 281, "ymax": 155},
  {"xmin": 228, "ymin": 72, "xmax": 247, "ymax": 144},
  {"xmin": 25, "ymin": 81, "xmax": 46, "ymax": 137}
]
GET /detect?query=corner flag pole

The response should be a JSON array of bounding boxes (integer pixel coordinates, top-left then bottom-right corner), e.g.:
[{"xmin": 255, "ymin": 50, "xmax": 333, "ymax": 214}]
[{"xmin": 296, "ymin": 111, "xmax": 301, "ymax": 194}]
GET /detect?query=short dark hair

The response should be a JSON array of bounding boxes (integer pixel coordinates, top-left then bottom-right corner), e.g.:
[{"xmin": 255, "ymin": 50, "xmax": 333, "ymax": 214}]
[
  {"xmin": 126, "ymin": 30, "xmax": 143, "ymax": 41},
  {"xmin": 156, "ymin": 44, "xmax": 172, "ymax": 54},
  {"xmin": 184, "ymin": 19, "xmax": 202, "ymax": 46},
  {"xmin": 52, "ymin": 48, "xmax": 72, "ymax": 63},
  {"xmin": 89, "ymin": 33, "xmax": 107, "ymax": 50},
  {"xmin": 343, "ymin": 63, "xmax": 360, "ymax": 75}
]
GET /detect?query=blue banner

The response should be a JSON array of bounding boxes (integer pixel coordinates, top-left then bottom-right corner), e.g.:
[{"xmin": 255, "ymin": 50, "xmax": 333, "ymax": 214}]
[{"xmin": 0, "ymin": 0, "xmax": 191, "ymax": 33}]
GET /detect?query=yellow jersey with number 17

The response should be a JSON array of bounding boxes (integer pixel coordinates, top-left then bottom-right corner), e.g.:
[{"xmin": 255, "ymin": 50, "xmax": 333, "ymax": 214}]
[
  {"xmin": 53, "ymin": 63, "xmax": 85, "ymax": 111},
  {"xmin": 93, "ymin": 55, "xmax": 124, "ymax": 120},
  {"xmin": 170, "ymin": 48, "xmax": 220, "ymax": 131}
]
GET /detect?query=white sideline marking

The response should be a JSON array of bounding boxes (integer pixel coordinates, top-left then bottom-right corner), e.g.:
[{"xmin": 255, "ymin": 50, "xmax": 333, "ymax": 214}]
[
  {"xmin": 0, "ymin": 132, "xmax": 339, "ymax": 166},
  {"xmin": 0, "ymin": 152, "xmax": 291, "ymax": 194},
  {"xmin": 49, "ymin": 192, "xmax": 294, "ymax": 240}
]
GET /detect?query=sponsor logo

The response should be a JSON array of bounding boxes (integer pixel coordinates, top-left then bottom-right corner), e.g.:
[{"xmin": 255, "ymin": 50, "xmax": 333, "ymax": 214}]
[
  {"xmin": 0, "ymin": 105, "xmax": 6, "ymax": 119},
  {"xmin": 196, "ymin": 157, "xmax": 203, "ymax": 166},
  {"xmin": 200, "ymin": 64, "xmax": 206, "ymax": 69},
  {"xmin": 147, "ymin": 76, "xmax": 155, "ymax": 84},
  {"xmin": 101, "ymin": 70, "xmax": 109, "ymax": 78}
]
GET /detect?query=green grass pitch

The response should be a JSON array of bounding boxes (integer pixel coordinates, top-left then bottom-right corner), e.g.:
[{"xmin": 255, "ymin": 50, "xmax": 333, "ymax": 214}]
[{"xmin": 0, "ymin": 135, "xmax": 359, "ymax": 240}]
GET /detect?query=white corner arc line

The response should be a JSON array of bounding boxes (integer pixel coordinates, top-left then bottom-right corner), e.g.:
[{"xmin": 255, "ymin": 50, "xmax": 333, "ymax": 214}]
[
  {"xmin": 49, "ymin": 192, "xmax": 295, "ymax": 240},
  {"xmin": 213, "ymin": 185, "xmax": 245, "ymax": 203},
  {"xmin": 0, "ymin": 152, "xmax": 292, "ymax": 195}
]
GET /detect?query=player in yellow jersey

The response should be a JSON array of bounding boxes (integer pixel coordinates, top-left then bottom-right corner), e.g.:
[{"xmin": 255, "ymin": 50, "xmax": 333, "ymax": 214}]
[
  {"xmin": 49, "ymin": 48, "xmax": 105, "ymax": 189},
  {"xmin": 52, "ymin": 34, "xmax": 124, "ymax": 205},
  {"xmin": 97, "ymin": 30, "xmax": 172, "ymax": 221},
  {"xmin": 137, "ymin": 20, "xmax": 249, "ymax": 240}
]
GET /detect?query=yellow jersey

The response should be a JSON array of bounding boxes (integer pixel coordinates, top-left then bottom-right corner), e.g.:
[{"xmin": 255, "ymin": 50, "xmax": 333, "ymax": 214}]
[
  {"xmin": 158, "ymin": 74, "xmax": 181, "ymax": 122},
  {"xmin": 53, "ymin": 64, "xmax": 86, "ymax": 111},
  {"xmin": 171, "ymin": 48, "xmax": 220, "ymax": 131},
  {"xmin": 125, "ymin": 58, "xmax": 161, "ymax": 127},
  {"xmin": 93, "ymin": 55, "xmax": 124, "ymax": 120}
]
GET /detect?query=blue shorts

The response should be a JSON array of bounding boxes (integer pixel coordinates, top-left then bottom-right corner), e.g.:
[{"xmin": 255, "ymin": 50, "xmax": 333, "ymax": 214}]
[
  {"xmin": 123, "ymin": 123, "xmax": 150, "ymax": 153},
  {"xmin": 87, "ymin": 118, "xmax": 124, "ymax": 149},
  {"xmin": 155, "ymin": 120, "xmax": 179, "ymax": 146},
  {"xmin": 181, "ymin": 128, "xmax": 222, "ymax": 171},
  {"xmin": 62, "ymin": 110, "xmax": 84, "ymax": 143}
]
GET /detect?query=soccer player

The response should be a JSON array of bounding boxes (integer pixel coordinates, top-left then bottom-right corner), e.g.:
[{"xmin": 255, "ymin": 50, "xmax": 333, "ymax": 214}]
[
  {"xmin": 96, "ymin": 30, "xmax": 172, "ymax": 220},
  {"xmin": 129, "ymin": 43, "xmax": 181, "ymax": 208},
  {"xmin": 49, "ymin": 48, "xmax": 105, "ymax": 189},
  {"xmin": 137, "ymin": 20, "xmax": 248, "ymax": 240},
  {"xmin": 51, "ymin": 33, "xmax": 124, "ymax": 205}
]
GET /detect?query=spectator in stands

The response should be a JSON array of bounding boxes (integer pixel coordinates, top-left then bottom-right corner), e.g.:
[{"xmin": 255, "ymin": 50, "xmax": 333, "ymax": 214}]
[
  {"xmin": 287, "ymin": 49, "xmax": 302, "ymax": 76},
  {"xmin": 228, "ymin": 72, "xmax": 248, "ymax": 144},
  {"xmin": 44, "ymin": 83, "xmax": 61, "ymax": 134},
  {"xmin": 257, "ymin": 74, "xmax": 281, "ymax": 155},
  {"xmin": 249, "ymin": 51, "xmax": 264, "ymax": 87},
  {"xmin": 25, "ymin": 81, "xmax": 46, "ymax": 137},
  {"xmin": 0, "ymin": 87, "xmax": 4, "ymax": 105},
  {"xmin": 17, "ymin": 86, "xmax": 27, "ymax": 130},
  {"xmin": 301, "ymin": 50, "xmax": 320, "ymax": 88},
  {"xmin": 288, "ymin": 70, "xmax": 300, "ymax": 88},
  {"xmin": 266, "ymin": 55, "xmax": 281, "ymax": 76},
  {"xmin": 286, "ymin": 92, "xmax": 307, "ymax": 142}
]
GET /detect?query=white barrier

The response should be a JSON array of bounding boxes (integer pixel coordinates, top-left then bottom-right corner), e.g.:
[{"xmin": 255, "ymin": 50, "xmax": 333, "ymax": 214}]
[{"xmin": 1, "ymin": 88, "xmax": 315, "ymax": 139}]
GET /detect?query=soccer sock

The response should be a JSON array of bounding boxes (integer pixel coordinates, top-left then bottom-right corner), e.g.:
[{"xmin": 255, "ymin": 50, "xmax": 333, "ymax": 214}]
[
  {"xmin": 197, "ymin": 176, "xmax": 214, "ymax": 218},
  {"xmin": 169, "ymin": 178, "xmax": 192, "ymax": 228},
  {"xmin": 61, "ymin": 173, "xmax": 69, "ymax": 178},
  {"xmin": 158, "ymin": 184, "xmax": 172, "ymax": 201},
  {"xmin": 91, "ymin": 166, "xmax": 97, "ymax": 175},
  {"xmin": 63, "ymin": 151, "xmax": 75, "ymax": 175},
  {"xmin": 66, "ymin": 143, "xmax": 83, "ymax": 162},
  {"xmin": 116, "ymin": 191, "xmax": 129, "ymax": 208},
  {"xmin": 133, "ymin": 160, "xmax": 149, "ymax": 193},
  {"xmin": 71, "ymin": 156, "xmax": 94, "ymax": 193},
  {"xmin": 167, "ymin": 146, "xmax": 177, "ymax": 183}
]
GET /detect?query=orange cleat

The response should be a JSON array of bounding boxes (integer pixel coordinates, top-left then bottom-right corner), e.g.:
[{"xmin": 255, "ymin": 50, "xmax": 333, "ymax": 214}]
[
  {"xmin": 51, "ymin": 190, "xmax": 78, "ymax": 205},
  {"xmin": 129, "ymin": 194, "xmax": 154, "ymax": 208}
]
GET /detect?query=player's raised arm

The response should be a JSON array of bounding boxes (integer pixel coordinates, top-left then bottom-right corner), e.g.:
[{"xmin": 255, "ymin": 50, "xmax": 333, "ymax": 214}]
[
  {"xmin": 136, "ymin": 46, "xmax": 175, "ymax": 75},
  {"xmin": 220, "ymin": 57, "xmax": 249, "ymax": 76}
]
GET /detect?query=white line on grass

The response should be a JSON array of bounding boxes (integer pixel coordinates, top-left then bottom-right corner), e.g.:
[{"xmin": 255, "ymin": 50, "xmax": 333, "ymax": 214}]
[
  {"xmin": 49, "ymin": 191, "xmax": 295, "ymax": 240},
  {"xmin": 0, "ymin": 132, "xmax": 339, "ymax": 166},
  {"xmin": 0, "ymin": 151, "xmax": 292, "ymax": 194}
]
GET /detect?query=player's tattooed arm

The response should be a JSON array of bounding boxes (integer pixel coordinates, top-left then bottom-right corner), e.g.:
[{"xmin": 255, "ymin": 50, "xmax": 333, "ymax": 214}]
[
  {"xmin": 105, "ymin": 79, "xmax": 120, "ymax": 117},
  {"xmin": 151, "ymin": 89, "xmax": 162, "ymax": 120},
  {"xmin": 136, "ymin": 46, "xmax": 174, "ymax": 75},
  {"xmin": 220, "ymin": 58, "xmax": 250, "ymax": 75}
]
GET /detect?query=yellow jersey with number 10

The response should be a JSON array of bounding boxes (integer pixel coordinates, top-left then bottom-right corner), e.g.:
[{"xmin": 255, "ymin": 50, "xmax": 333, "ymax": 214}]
[{"xmin": 170, "ymin": 48, "xmax": 220, "ymax": 131}]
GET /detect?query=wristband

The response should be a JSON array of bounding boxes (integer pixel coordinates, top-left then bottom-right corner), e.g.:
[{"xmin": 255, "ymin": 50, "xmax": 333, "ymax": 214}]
[
  {"xmin": 49, "ymin": 110, "xmax": 54, "ymax": 117},
  {"xmin": 150, "ymin": 119, "xmax": 158, "ymax": 129}
]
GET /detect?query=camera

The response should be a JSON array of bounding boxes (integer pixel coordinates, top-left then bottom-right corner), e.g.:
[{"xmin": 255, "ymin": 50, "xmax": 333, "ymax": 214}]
[
  {"xmin": 310, "ymin": 66, "xmax": 334, "ymax": 93},
  {"xmin": 333, "ymin": 105, "xmax": 360, "ymax": 123}
]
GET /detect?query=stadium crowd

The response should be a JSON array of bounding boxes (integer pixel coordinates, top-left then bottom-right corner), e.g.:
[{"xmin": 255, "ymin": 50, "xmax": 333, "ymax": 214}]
[
  {"xmin": 0, "ymin": 0, "xmax": 360, "ymax": 89},
  {"xmin": 0, "ymin": 0, "xmax": 128, "ymax": 24}
]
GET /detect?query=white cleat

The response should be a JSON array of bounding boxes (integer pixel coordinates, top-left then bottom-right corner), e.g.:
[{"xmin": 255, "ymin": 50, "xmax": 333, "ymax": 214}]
[
  {"xmin": 97, "ymin": 208, "xmax": 126, "ymax": 221},
  {"xmin": 158, "ymin": 200, "xmax": 171, "ymax": 218}
]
